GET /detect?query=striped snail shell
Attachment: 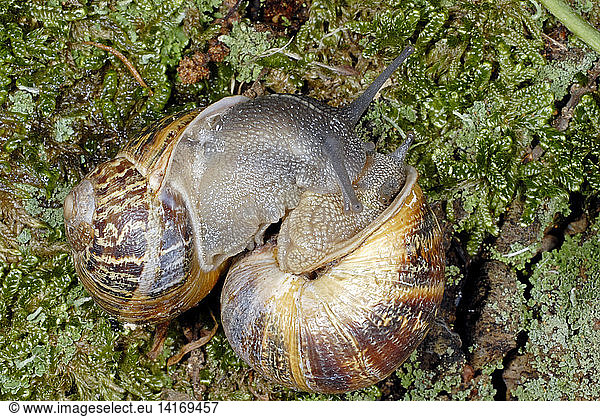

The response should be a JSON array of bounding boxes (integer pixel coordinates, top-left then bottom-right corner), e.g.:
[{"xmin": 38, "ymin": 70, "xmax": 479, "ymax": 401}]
[
  {"xmin": 221, "ymin": 164, "xmax": 445, "ymax": 394},
  {"xmin": 63, "ymin": 112, "xmax": 225, "ymax": 323},
  {"xmin": 64, "ymin": 47, "xmax": 418, "ymax": 325}
]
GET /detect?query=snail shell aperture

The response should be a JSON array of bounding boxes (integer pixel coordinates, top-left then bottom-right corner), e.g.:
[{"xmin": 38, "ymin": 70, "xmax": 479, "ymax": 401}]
[{"xmin": 64, "ymin": 46, "xmax": 446, "ymax": 393}]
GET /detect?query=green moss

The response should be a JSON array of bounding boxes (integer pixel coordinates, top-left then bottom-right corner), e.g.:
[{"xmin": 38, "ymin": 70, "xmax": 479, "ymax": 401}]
[
  {"xmin": 444, "ymin": 264, "xmax": 463, "ymax": 286},
  {"xmin": 394, "ymin": 349, "xmax": 498, "ymax": 401},
  {"xmin": 0, "ymin": 253, "xmax": 136, "ymax": 400},
  {"xmin": 489, "ymin": 242, "xmax": 540, "ymax": 272},
  {"xmin": 8, "ymin": 90, "xmax": 35, "ymax": 115},
  {"xmin": 535, "ymin": 53, "xmax": 597, "ymax": 100},
  {"xmin": 293, "ymin": 0, "xmax": 590, "ymax": 255},
  {"xmin": 0, "ymin": 0, "xmax": 228, "ymax": 400},
  {"xmin": 510, "ymin": 215, "xmax": 600, "ymax": 400},
  {"xmin": 1, "ymin": 0, "xmax": 600, "ymax": 401},
  {"xmin": 220, "ymin": 21, "xmax": 276, "ymax": 83},
  {"xmin": 16, "ymin": 228, "xmax": 31, "ymax": 245}
]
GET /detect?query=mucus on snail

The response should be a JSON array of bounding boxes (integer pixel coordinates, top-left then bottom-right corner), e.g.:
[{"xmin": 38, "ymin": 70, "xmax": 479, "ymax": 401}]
[{"xmin": 63, "ymin": 45, "xmax": 445, "ymax": 393}]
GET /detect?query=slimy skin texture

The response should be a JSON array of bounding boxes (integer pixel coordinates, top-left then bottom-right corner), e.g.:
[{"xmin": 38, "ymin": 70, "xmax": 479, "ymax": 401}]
[
  {"xmin": 276, "ymin": 153, "xmax": 407, "ymax": 274},
  {"xmin": 167, "ymin": 94, "xmax": 370, "ymax": 271},
  {"xmin": 161, "ymin": 46, "xmax": 415, "ymax": 272}
]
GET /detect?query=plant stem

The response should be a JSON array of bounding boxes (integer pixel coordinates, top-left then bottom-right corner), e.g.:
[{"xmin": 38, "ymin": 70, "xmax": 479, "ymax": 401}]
[{"xmin": 539, "ymin": 0, "xmax": 600, "ymax": 54}]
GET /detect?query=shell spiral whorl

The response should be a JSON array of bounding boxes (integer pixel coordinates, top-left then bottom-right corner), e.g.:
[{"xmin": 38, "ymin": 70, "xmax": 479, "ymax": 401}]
[{"xmin": 64, "ymin": 111, "xmax": 222, "ymax": 324}]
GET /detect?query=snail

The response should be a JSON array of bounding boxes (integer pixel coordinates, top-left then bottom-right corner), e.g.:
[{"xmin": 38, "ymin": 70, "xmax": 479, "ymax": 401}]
[
  {"xmin": 221, "ymin": 164, "xmax": 445, "ymax": 393},
  {"xmin": 63, "ymin": 45, "xmax": 445, "ymax": 393},
  {"xmin": 63, "ymin": 111, "xmax": 226, "ymax": 323}
]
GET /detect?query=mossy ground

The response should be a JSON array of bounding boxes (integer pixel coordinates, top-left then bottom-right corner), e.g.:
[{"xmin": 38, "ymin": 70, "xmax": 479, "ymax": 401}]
[{"xmin": 0, "ymin": 0, "xmax": 599, "ymax": 400}]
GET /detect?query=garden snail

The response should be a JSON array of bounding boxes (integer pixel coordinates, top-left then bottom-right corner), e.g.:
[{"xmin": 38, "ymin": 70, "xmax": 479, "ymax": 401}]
[{"xmin": 64, "ymin": 45, "xmax": 445, "ymax": 393}]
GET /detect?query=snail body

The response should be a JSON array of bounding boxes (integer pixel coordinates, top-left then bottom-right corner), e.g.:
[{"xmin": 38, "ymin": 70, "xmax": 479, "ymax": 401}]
[
  {"xmin": 64, "ymin": 47, "xmax": 417, "ymax": 324},
  {"xmin": 167, "ymin": 93, "xmax": 369, "ymax": 272},
  {"xmin": 64, "ymin": 90, "xmax": 369, "ymax": 323},
  {"xmin": 276, "ymin": 151, "xmax": 408, "ymax": 274}
]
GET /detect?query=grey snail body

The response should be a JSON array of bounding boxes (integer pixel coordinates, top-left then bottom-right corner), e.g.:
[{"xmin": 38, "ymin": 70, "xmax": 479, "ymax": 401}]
[{"xmin": 64, "ymin": 46, "xmax": 445, "ymax": 393}]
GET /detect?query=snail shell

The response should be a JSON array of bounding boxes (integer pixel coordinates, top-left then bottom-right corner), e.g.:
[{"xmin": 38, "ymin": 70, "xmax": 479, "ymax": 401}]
[
  {"xmin": 63, "ymin": 90, "xmax": 369, "ymax": 323},
  {"xmin": 221, "ymin": 166, "xmax": 445, "ymax": 393},
  {"xmin": 64, "ymin": 112, "xmax": 224, "ymax": 323},
  {"xmin": 64, "ymin": 44, "xmax": 446, "ymax": 393}
]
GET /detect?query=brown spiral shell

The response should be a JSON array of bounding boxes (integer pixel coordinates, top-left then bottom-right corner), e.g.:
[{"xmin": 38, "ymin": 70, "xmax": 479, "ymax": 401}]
[
  {"xmin": 220, "ymin": 167, "xmax": 445, "ymax": 393},
  {"xmin": 64, "ymin": 111, "xmax": 223, "ymax": 323}
]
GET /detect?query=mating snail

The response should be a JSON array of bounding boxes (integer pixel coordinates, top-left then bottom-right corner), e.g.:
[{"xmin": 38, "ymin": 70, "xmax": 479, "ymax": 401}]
[{"xmin": 64, "ymin": 45, "xmax": 445, "ymax": 393}]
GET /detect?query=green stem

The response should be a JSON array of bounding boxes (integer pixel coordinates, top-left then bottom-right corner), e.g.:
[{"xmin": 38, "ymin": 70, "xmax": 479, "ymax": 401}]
[{"xmin": 539, "ymin": 0, "xmax": 600, "ymax": 54}]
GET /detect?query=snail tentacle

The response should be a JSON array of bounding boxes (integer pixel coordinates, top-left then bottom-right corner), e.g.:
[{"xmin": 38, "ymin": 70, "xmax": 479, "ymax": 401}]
[{"xmin": 341, "ymin": 45, "xmax": 414, "ymax": 126}]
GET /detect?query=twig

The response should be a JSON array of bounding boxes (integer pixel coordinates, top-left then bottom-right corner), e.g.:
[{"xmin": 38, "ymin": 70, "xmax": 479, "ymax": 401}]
[
  {"xmin": 553, "ymin": 60, "xmax": 600, "ymax": 131},
  {"xmin": 542, "ymin": 32, "xmax": 569, "ymax": 51},
  {"xmin": 539, "ymin": 0, "xmax": 600, "ymax": 54},
  {"xmin": 502, "ymin": 246, "xmax": 532, "ymax": 258},
  {"xmin": 167, "ymin": 310, "xmax": 219, "ymax": 366},
  {"xmin": 225, "ymin": 0, "xmax": 244, "ymax": 21},
  {"xmin": 147, "ymin": 321, "xmax": 170, "ymax": 360},
  {"xmin": 318, "ymin": 26, "xmax": 347, "ymax": 48},
  {"xmin": 256, "ymin": 36, "xmax": 295, "ymax": 60},
  {"xmin": 83, "ymin": 41, "xmax": 154, "ymax": 96},
  {"xmin": 281, "ymin": 51, "xmax": 358, "ymax": 76}
]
